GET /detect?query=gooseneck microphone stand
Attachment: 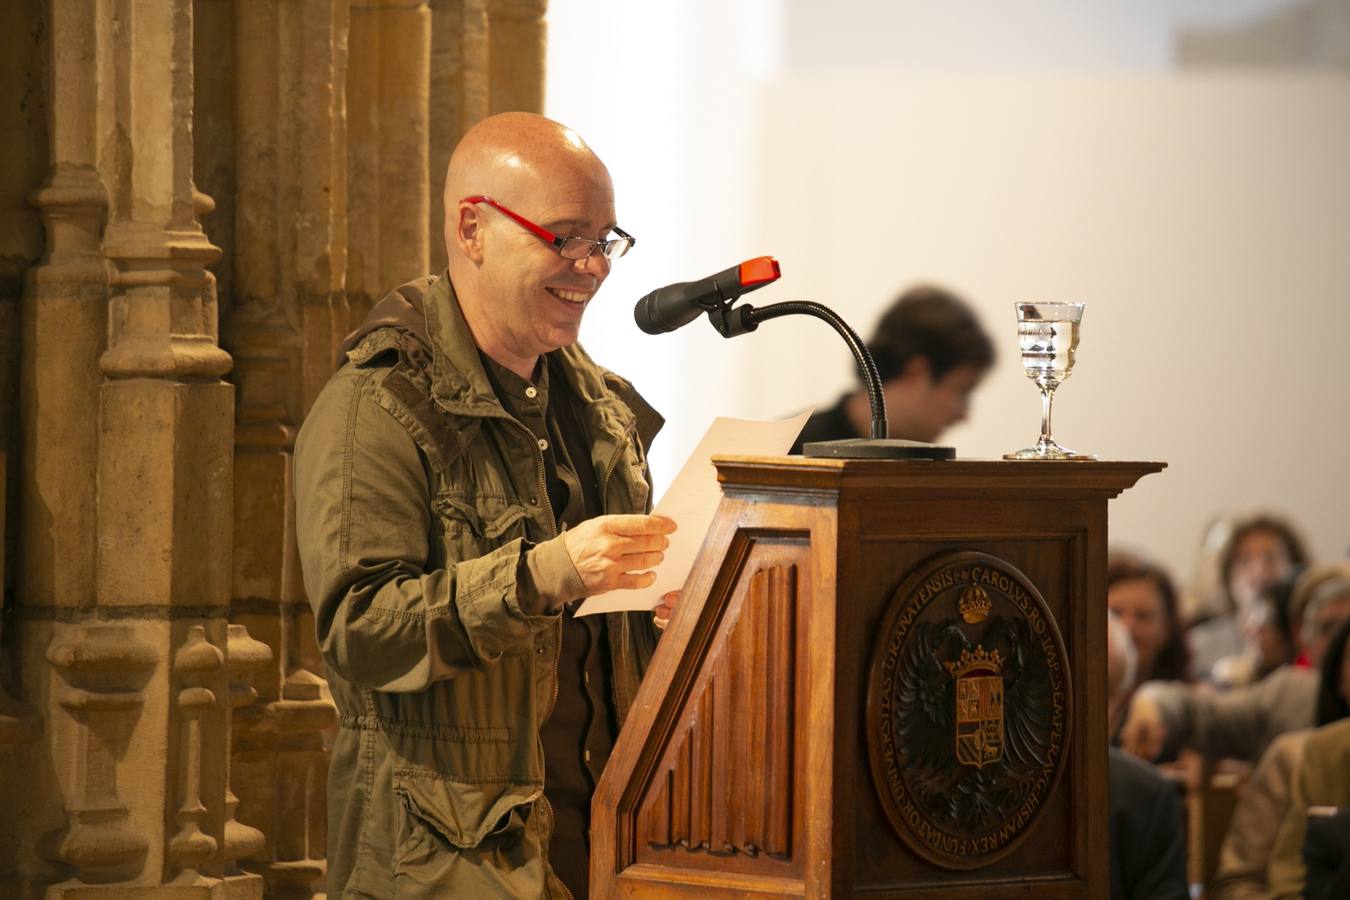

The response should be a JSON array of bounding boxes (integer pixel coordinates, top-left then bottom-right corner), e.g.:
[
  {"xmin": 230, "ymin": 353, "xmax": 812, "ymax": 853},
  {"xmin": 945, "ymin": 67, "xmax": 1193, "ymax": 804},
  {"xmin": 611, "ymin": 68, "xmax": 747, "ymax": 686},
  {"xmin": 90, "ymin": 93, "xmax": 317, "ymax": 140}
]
[{"xmin": 707, "ymin": 299, "xmax": 955, "ymax": 460}]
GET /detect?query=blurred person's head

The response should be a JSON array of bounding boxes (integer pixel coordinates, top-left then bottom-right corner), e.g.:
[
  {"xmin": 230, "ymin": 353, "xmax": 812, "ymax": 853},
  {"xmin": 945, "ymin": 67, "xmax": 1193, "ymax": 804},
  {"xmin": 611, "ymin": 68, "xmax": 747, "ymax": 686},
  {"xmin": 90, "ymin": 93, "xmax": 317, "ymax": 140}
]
[
  {"xmin": 1107, "ymin": 554, "xmax": 1189, "ymax": 683},
  {"xmin": 1292, "ymin": 563, "xmax": 1350, "ymax": 666},
  {"xmin": 1219, "ymin": 513, "xmax": 1308, "ymax": 615},
  {"xmin": 1314, "ymin": 615, "xmax": 1350, "ymax": 727},
  {"xmin": 1241, "ymin": 572, "xmax": 1302, "ymax": 678},
  {"xmin": 1106, "ymin": 609, "xmax": 1139, "ymax": 730},
  {"xmin": 865, "ymin": 285, "xmax": 994, "ymax": 443}
]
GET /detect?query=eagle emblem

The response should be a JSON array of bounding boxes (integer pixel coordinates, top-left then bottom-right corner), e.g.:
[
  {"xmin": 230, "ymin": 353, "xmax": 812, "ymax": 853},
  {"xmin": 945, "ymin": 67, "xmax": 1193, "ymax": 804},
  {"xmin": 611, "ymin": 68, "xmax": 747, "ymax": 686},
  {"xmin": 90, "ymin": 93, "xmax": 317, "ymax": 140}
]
[{"xmin": 866, "ymin": 552, "xmax": 1071, "ymax": 870}]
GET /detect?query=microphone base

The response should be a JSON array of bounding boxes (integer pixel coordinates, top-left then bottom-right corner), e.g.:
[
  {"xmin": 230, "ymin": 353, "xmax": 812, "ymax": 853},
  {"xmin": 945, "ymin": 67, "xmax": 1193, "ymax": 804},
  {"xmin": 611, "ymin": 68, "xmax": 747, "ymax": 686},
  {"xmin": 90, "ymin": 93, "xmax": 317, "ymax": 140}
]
[{"xmin": 801, "ymin": 438, "xmax": 955, "ymax": 460}]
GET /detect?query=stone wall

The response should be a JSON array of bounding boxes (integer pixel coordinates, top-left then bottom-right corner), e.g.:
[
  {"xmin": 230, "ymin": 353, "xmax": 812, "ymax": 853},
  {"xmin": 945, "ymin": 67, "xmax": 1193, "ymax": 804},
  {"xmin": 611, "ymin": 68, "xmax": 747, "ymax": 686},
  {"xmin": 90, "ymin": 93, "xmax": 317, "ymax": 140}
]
[{"xmin": 0, "ymin": 2, "xmax": 548, "ymax": 897}]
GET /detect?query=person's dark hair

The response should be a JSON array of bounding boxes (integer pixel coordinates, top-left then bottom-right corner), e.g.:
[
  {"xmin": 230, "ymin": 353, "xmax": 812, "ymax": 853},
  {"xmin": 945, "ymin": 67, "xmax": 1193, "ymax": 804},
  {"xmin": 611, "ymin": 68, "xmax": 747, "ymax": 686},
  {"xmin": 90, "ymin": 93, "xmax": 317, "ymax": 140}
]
[
  {"xmin": 1315, "ymin": 614, "xmax": 1350, "ymax": 727},
  {"xmin": 1218, "ymin": 513, "xmax": 1310, "ymax": 611},
  {"xmin": 1255, "ymin": 571, "xmax": 1303, "ymax": 676},
  {"xmin": 865, "ymin": 285, "xmax": 995, "ymax": 384},
  {"xmin": 1106, "ymin": 554, "xmax": 1191, "ymax": 682}
]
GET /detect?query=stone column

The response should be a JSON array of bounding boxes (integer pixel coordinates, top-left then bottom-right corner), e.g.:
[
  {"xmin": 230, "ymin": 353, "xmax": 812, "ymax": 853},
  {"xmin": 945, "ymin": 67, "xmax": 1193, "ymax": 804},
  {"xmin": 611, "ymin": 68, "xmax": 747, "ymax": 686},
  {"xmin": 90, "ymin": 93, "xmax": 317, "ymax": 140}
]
[
  {"xmin": 0, "ymin": 22, "xmax": 49, "ymax": 895},
  {"xmin": 347, "ymin": 0, "xmax": 432, "ymax": 320},
  {"xmin": 222, "ymin": 2, "xmax": 349, "ymax": 897},
  {"xmin": 486, "ymin": 0, "xmax": 547, "ymax": 114},
  {"xmin": 9, "ymin": 0, "xmax": 112, "ymax": 888},
  {"xmin": 427, "ymin": 0, "xmax": 490, "ymax": 272},
  {"xmin": 10, "ymin": 0, "xmax": 259, "ymax": 896}
]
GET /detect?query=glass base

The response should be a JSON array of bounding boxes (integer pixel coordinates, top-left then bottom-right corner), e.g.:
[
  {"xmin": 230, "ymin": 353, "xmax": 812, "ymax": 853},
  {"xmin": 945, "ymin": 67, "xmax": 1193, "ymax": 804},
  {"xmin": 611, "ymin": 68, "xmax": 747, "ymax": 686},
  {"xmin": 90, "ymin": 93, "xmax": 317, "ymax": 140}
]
[{"xmin": 1003, "ymin": 439, "xmax": 1096, "ymax": 461}]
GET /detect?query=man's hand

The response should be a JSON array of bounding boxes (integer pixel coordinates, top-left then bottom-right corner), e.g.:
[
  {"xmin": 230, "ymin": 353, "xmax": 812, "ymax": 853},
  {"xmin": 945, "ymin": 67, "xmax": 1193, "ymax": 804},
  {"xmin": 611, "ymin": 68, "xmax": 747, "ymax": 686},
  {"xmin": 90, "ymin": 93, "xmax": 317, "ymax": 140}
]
[
  {"xmin": 653, "ymin": 591, "xmax": 680, "ymax": 630},
  {"xmin": 563, "ymin": 514, "xmax": 677, "ymax": 596},
  {"xmin": 1119, "ymin": 691, "xmax": 1167, "ymax": 761}
]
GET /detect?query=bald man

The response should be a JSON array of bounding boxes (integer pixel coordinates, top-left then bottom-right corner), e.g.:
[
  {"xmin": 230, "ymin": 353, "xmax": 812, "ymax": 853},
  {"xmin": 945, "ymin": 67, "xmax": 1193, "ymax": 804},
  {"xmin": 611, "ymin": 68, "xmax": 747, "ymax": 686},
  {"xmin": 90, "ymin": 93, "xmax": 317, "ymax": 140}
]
[{"xmin": 295, "ymin": 113, "xmax": 677, "ymax": 898}]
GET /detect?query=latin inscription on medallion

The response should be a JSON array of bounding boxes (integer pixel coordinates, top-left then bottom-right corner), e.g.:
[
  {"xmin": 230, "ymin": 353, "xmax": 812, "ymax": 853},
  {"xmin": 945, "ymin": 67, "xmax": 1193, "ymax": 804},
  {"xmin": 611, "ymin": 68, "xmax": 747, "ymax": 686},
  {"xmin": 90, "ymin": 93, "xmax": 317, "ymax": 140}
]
[{"xmin": 865, "ymin": 552, "xmax": 1071, "ymax": 870}]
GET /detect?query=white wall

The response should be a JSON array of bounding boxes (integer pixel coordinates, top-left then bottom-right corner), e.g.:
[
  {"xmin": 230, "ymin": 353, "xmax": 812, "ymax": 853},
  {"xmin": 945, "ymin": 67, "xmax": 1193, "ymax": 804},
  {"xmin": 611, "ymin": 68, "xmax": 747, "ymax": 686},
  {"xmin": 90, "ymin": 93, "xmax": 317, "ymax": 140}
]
[{"xmin": 545, "ymin": 0, "xmax": 1350, "ymax": 585}]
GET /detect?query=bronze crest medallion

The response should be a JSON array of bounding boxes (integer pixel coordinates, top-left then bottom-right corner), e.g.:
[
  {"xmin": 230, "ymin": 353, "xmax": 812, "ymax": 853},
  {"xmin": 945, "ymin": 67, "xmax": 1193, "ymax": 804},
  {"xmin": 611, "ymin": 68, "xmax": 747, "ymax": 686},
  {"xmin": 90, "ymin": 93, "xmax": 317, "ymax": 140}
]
[{"xmin": 865, "ymin": 551, "xmax": 1071, "ymax": 870}]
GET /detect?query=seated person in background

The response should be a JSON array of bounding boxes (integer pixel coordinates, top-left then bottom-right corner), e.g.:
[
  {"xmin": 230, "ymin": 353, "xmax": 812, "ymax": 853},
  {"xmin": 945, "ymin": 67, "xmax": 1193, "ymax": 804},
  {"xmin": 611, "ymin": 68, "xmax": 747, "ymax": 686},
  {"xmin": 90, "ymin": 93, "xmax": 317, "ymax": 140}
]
[
  {"xmin": 1120, "ymin": 563, "xmax": 1350, "ymax": 765},
  {"xmin": 1106, "ymin": 610, "xmax": 1188, "ymax": 900},
  {"xmin": 1107, "ymin": 553, "xmax": 1191, "ymax": 685},
  {"xmin": 1189, "ymin": 513, "xmax": 1309, "ymax": 685},
  {"xmin": 1244, "ymin": 574, "xmax": 1303, "ymax": 683},
  {"xmin": 1209, "ymin": 615, "xmax": 1350, "ymax": 900},
  {"xmin": 789, "ymin": 284, "xmax": 994, "ymax": 452},
  {"xmin": 1266, "ymin": 616, "xmax": 1350, "ymax": 897}
]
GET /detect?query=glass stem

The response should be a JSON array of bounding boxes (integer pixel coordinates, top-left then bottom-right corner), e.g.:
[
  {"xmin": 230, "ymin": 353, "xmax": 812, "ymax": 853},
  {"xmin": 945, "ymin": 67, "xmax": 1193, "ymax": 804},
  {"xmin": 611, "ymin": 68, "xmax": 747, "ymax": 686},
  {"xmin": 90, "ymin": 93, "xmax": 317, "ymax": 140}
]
[{"xmin": 1039, "ymin": 386, "xmax": 1055, "ymax": 448}]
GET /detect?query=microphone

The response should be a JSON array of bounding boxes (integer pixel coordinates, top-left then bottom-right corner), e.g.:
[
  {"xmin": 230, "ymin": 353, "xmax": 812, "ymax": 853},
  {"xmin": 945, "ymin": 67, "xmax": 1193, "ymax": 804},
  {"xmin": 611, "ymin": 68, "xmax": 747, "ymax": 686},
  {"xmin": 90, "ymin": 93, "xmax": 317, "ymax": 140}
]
[{"xmin": 633, "ymin": 256, "xmax": 781, "ymax": 334}]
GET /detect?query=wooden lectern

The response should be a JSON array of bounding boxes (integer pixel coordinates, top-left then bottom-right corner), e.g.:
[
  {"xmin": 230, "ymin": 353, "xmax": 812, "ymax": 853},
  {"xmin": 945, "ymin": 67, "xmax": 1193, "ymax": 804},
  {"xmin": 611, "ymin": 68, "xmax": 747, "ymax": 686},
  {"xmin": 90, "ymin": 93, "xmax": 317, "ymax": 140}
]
[{"xmin": 593, "ymin": 456, "xmax": 1163, "ymax": 898}]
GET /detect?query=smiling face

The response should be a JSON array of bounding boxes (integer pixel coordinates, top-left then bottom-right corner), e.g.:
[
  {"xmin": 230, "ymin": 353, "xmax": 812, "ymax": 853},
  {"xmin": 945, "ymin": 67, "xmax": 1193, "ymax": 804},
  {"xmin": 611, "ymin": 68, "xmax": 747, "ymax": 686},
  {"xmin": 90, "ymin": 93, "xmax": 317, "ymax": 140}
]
[
  {"xmin": 444, "ymin": 114, "xmax": 621, "ymax": 378},
  {"xmin": 475, "ymin": 167, "xmax": 616, "ymax": 366}
]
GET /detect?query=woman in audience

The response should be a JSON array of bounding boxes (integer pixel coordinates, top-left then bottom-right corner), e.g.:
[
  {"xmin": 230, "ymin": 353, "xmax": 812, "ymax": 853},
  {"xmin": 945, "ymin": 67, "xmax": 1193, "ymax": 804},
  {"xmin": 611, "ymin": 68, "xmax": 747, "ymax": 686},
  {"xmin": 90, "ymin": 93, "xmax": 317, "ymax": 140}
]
[
  {"xmin": 1108, "ymin": 554, "xmax": 1190, "ymax": 685},
  {"xmin": 1210, "ymin": 614, "xmax": 1350, "ymax": 899},
  {"xmin": 1188, "ymin": 513, "xmax": 1309, "ymax": 684}
]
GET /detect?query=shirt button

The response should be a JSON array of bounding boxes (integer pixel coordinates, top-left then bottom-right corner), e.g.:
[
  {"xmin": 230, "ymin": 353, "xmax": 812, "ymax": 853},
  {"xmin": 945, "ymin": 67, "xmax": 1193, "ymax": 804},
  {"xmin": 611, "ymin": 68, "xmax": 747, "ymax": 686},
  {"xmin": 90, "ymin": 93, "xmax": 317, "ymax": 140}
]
[
  {"xmin": 536, "ymin": 646, "xmax": 545, "ymax": 655},
  {"xmin": 530, "ymin": 496, "xmax": 539, "ymax": 506},
  {"xmin": 537, "ymin": 438, "xmax": 549, "ymax": 451},
  {"xmin": 525, "ymin": 386, "xmax": 538, "ymax": 399},
  {"xmin": 584, "ymin": 749, "xmax": 592, "ymax": 762}
]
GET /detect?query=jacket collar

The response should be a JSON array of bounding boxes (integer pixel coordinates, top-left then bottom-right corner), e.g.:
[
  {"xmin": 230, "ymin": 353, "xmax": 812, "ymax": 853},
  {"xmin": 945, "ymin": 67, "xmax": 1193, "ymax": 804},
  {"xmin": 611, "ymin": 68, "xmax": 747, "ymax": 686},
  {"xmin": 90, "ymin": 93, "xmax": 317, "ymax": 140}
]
[{"xmin": 422, "ymin": 273, "xmax": 665, "ymax": 454}]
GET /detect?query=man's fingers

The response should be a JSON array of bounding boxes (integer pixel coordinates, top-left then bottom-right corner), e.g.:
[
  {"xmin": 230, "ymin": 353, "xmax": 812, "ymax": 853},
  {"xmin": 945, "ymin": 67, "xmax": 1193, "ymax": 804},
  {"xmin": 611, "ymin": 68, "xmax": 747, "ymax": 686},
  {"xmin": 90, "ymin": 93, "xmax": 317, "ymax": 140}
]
[
  {"xmin": 614, "ymin": 571, "xmax": 658, "ymax": 590},
  {"xmin": 617, "ymin": 551, "xmax": 664, "ymax": 571},
  {"xmin": 603, "ymin": 514, "xmax": 677, "ymax": 537}
]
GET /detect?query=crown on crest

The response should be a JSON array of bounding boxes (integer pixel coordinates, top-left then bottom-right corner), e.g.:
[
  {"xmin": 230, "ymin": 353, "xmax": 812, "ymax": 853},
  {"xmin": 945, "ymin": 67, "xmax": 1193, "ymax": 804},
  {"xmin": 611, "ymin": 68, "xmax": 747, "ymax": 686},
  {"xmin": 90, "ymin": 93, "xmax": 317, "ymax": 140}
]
[
  {"xmin": 958, "ymin": 584, "xmax": 992, "ymax": 624},
  {"xmin": 944, "ymin": 646, "xmax": 1003, "ymax": 678}
]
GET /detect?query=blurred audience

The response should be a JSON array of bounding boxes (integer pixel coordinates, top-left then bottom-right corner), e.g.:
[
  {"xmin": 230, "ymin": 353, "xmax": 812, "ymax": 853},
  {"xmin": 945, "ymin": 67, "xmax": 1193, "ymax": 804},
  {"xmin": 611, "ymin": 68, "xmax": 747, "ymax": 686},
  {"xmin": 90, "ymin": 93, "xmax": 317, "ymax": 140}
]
[
  {"xmin": 1106, "ymin": 611, "xmax": 1188, "ymax": 900},
  {"xmin": 1120, "ymin": 562, "xmax": 1350, "ymax": 765},
  {"xmin": 1209, "ymin": 615, "xmax": 1350, "ymax": 899},
  {"xmin": 1188, "ymin": 514, "xmax": 1309, "ymax": 684}
]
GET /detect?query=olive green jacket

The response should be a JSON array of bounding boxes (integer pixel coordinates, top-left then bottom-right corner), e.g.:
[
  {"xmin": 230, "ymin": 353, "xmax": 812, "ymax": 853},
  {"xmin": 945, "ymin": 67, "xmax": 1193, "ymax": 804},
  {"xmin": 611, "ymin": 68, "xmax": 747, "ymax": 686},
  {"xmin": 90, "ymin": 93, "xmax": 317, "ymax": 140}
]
[{"xmin": 294, "ymin": 273, "xmax": 663, "ymax": 898}]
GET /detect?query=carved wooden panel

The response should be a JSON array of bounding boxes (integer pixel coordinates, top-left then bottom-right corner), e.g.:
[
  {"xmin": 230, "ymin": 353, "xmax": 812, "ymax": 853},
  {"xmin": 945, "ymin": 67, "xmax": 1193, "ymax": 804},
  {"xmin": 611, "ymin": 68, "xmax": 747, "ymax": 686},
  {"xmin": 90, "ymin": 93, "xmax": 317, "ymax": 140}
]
[{"xmin": 638, "ymin": 563, "xmax": 797, "ymax": 860}]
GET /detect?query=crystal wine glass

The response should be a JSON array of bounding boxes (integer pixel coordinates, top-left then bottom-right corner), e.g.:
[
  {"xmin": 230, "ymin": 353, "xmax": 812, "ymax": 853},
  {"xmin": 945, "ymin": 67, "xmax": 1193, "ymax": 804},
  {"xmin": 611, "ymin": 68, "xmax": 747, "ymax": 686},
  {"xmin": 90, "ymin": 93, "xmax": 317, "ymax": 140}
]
[{"xmin": 1004, "ymin": 302, "xmax": 1095, "ymax": 460}]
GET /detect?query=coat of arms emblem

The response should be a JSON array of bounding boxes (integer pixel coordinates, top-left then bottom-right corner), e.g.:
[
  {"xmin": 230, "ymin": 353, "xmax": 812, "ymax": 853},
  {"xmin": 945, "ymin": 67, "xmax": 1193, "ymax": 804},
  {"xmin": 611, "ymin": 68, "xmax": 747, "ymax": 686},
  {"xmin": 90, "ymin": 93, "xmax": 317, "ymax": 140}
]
[{"xmin": 945, "ymin": 646, "xmax": 1004, "ymax": 769}]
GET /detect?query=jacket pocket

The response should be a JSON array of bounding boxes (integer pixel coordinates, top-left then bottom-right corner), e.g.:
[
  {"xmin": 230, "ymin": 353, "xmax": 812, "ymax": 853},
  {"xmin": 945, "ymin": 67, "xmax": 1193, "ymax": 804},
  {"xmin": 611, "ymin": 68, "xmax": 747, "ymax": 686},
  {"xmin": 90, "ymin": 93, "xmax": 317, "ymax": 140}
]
[
  {"xmin": 394, "ymin": 768, "xmax": 539, "ymax": 850},
  {"xmin": 392, "ymin": 770, "xmax": 544, "ymax": 897},
  {"xmin": 434, "ymin": 494, "xmax": 529, "ymax": 538},
  {"xmin": 433, "ymin": 493, "xmax": 530, "ymax": 562}
]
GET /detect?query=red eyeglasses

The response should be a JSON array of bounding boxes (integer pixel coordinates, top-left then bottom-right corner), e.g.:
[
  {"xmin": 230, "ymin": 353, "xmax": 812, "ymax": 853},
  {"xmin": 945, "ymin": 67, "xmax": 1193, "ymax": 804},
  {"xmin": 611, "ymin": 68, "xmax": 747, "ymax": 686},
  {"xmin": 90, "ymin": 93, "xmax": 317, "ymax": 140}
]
[{"xmin": 462, "ymin": 195, "xmax": 635, "ymax": 260}]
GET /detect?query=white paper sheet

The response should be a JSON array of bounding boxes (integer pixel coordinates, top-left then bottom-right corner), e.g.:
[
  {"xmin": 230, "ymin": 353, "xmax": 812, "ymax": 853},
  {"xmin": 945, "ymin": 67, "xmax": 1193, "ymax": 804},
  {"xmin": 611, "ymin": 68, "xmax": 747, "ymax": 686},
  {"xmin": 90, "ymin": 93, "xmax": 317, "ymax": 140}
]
[{"xmin": 575, "ymin": 410, "xmax": 812, "ymax": 617}]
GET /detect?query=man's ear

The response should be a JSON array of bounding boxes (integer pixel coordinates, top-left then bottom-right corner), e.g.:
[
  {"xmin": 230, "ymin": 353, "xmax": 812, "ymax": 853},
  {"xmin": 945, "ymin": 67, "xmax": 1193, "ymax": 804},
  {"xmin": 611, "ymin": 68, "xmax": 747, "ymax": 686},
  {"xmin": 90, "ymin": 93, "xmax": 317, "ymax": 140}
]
[
  {"xmin": 454, "ymin": 204, "xmax": 485, "ymax": 264},
  {"xmin": 899, "ymin": 355, "xmax": 933, "ymax": 385}
]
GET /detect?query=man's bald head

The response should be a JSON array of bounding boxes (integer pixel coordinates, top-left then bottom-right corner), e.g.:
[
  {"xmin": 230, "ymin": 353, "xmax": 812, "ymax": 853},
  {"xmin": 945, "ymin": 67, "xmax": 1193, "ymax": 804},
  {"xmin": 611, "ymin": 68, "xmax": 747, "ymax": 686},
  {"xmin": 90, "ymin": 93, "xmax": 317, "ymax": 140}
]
[
  {"xmin": 444, "ymin": 113, "xmax": 611, "ymax": 241},
  {"xmin": 441, "ymin": 113, "xmax": 621, "ymax": 379}
]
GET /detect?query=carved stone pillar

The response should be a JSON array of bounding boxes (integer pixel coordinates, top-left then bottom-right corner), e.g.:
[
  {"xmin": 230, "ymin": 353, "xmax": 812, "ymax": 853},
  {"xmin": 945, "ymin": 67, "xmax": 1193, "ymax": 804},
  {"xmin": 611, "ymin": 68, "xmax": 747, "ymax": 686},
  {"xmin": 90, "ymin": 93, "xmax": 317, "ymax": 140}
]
[
  {"xmin": 428, "ymin": 0, "xmax": 490, "ymax": 272},
  {"xmin": 10, "ymin": 0, "xmax": 252, "ymax": 896},
  {"xmin": 347, "ymin": 0, "xmax": 432, "ymax": 319},
  {"xmin": 222, "ymin": 3, "xmax": 349, "ymax": 897},
  {"xmin": 486, "ymin": 0, "xmax": 547, "ymax": 114}
]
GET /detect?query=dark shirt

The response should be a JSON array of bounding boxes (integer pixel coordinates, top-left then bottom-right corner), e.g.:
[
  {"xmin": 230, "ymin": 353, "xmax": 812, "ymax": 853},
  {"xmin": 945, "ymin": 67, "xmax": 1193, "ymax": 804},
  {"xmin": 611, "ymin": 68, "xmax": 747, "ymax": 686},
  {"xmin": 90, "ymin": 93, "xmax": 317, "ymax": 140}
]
[
  {"xmin": 1108, "ymin": 748, "xmax": 1188, "ymax": 900},
  {"xmin": 789, "ymin": 393, "xmax": 861, "ymax": 454},
  {"xmin": 481, "ymin": 352, "xmax": 618, "ymax": 899}
]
